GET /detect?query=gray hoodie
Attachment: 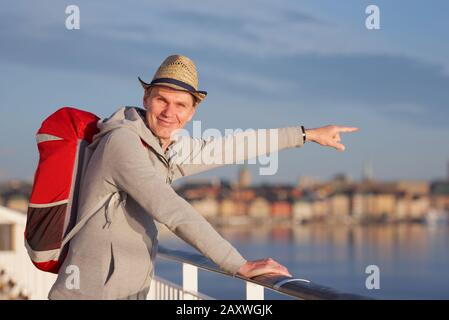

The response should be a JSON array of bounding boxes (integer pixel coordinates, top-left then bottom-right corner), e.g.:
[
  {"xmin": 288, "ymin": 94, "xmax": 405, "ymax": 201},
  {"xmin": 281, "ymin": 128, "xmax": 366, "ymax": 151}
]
[{"xmin": 48, "ymin": 106, "xmax": 304, "ymax": 300}]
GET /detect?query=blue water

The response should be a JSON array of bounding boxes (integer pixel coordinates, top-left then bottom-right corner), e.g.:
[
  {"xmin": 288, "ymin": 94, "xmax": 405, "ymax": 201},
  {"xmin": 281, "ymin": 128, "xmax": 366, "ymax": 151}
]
[{"xmin": 155, "ymin": 223, "xmax": 449, "ymax": 299}]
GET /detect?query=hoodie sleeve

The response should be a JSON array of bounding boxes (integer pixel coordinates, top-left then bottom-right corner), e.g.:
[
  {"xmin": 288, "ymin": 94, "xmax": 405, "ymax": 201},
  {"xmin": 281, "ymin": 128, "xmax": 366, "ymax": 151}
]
[
  {"xmin": 171, "ymin": 126, "xmax": 305, "ymax": 181},
  {"xmin": 102, "ymin": 127, "xmax": 247, "ymax": 276}
]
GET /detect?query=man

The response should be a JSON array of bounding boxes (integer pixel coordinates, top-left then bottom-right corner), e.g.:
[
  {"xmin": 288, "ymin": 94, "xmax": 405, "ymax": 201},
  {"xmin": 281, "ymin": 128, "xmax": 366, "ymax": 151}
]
[{"xmin": 48, "ymin": 55, "xmax": 358, "ymax": 300}]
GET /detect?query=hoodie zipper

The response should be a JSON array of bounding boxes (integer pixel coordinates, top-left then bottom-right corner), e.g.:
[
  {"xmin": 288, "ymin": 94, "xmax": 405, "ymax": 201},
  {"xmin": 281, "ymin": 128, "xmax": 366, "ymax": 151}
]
[
  {"xmin": 141, "ymin": 138, "xmax": 170, "ymax": 168},
  {"xmin": 141, "ymin": 138, "xmax": 173, "ymax": 184}
]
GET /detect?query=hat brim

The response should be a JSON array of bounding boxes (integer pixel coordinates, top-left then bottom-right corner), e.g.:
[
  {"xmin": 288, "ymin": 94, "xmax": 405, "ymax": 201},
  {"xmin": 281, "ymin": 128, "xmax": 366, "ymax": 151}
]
[{"xmin": 138, "ymin": 77, "xmax": 207, "ymax": 104}]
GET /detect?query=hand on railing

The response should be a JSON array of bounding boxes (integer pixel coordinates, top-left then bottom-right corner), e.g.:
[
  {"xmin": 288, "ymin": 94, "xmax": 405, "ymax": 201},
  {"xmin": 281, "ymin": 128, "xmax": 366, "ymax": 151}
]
[{"xmin": 237, "ymin": 258, "xmax": 292, "ymax": 279}]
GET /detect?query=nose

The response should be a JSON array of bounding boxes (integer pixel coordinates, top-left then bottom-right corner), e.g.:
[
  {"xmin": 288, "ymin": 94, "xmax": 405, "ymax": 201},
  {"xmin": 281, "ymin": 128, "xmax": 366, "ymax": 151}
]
[{"xmin": 161, "ymin": 103, "xmax": 177, "ymax": 118}]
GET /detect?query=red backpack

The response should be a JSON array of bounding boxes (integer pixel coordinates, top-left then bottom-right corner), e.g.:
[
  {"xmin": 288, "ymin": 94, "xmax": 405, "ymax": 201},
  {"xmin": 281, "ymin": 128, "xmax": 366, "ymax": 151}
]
[{"xmin": 25, "ymin": 107, "xmax": 101, "ymax": 273}]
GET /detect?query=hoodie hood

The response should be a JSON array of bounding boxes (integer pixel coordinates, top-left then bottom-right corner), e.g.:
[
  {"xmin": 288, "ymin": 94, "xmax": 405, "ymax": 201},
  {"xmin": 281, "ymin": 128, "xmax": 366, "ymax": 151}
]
[{"xmin": 89, "ymin": 106, "xmax": 165, "ymax": 157}]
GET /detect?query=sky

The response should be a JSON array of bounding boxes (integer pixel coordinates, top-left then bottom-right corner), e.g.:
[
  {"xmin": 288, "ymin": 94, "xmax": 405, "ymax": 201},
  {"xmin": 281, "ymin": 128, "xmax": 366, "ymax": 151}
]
[{"xmin": 0, "ymin": 0, "xmax": 448, "ymax": 185}]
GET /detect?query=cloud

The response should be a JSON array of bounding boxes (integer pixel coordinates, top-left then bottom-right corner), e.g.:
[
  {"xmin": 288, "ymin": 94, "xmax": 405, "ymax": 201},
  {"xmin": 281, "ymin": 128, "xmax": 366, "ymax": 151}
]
[
  {"xmin": 1, "ymin": 0, "xmax": 448, "ymax": 128},
  {"xmin": 0, "ymin": 0, "xmax": 366, "ymax": 67},
  {"xmin": 203, "ymin": 53, "xmax": 449, "ymax": 126},
  {"xmin": 0, "ymin": 0, "xmax": 442, "ymax": 72}
]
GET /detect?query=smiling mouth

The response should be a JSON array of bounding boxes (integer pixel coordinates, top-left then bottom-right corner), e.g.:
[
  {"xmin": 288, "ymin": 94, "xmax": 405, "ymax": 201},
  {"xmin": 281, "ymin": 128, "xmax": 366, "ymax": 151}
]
[{"xmin": 157, "ymin": 117, "xmax": 176, "ymax": 127}]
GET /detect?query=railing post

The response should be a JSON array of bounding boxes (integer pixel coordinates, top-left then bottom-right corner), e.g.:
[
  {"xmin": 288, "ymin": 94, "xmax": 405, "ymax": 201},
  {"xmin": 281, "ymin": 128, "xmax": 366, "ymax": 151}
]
[
  {"xmin": 246, "ymin": 281, "xmax": 264, "ymax": 300},
  {"xmin": 147, "ymin": 278, "xmax": 156, "ymax": 300},
  {"xmin": 182, "ymin": 263, "xmax": 198, "ymax": 300}
]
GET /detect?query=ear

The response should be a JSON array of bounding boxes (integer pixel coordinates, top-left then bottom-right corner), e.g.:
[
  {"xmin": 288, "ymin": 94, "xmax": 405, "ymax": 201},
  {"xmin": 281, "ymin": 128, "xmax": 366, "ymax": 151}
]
[{"xmin": 143, "ymin": 88, "xmax": 151, "ymax": 109}]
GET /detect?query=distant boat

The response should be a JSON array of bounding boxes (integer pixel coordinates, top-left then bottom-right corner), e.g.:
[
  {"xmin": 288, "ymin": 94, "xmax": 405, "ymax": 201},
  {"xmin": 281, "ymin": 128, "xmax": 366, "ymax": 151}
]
[{"xmin": 426, "ymin": 209, "xmax": 449, "ymax": 225}]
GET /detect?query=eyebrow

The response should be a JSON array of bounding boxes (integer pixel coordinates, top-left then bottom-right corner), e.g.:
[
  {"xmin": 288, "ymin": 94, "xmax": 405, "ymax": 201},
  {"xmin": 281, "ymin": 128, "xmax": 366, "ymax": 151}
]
[{"xmin": 155, "ymin": 94, "xmax": 167, "ymax": 101}]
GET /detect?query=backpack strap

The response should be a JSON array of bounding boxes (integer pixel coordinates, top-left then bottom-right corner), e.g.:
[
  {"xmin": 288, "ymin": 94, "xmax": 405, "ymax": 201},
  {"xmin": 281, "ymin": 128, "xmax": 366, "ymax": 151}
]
[
  {"xmin": 61, "ymin": 129, "xmax": 151, "ymax": 249},
  {"xmin": 60, "ymin": 192, "xmax": 119, "ymax": 248}
]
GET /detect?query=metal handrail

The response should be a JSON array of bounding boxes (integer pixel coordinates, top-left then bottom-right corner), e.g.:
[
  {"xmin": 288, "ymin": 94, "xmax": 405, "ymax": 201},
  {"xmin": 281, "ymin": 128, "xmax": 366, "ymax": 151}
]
[
  {"xmin": 157, "ymin": 245, "xmax": 372, "ymax": 300},
  {"xmin": 0, "ymin": 205, "xmax": 372, "ymax": 300}
]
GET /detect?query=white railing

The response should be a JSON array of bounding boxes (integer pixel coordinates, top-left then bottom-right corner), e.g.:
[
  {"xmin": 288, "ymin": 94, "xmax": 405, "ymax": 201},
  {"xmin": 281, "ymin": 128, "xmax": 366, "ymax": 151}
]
[
  {"xmin": 147, "ymin": 262, "xmax": 263, "ymax": 300},
  {"xmin": 154, "ymin": 246, "xmax": 370, "ymax": 300},
  {"xmin": 148, "ymin": 275, "xmax": 213, "ymax": 300},
  {"xmin": 0, "ymin": 206, "xmax": 57, "ymax": 299},
  {"xmin": 0, "ymin": 206, "xmax": 369, "ymax": 300}
]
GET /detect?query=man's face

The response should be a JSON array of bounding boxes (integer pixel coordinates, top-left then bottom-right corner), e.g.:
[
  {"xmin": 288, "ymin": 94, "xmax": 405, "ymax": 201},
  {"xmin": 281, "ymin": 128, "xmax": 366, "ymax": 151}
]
[{"xmin": 143, "ymin": 85, "xmax": 196, "ymax": 141}]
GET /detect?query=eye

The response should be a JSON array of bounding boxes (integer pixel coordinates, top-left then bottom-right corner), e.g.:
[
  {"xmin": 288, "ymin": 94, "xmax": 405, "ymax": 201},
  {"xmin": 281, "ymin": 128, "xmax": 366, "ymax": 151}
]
[{"xmin": 156, "ymin": 97, "xmax": 167, "ymax": 104}]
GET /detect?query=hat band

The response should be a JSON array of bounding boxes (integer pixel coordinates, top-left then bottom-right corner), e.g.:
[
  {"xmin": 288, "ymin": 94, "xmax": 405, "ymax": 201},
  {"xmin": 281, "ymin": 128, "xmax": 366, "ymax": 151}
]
[{"xmin": 150, "ymin": 78, "xmax": 207, "ymax": 95}]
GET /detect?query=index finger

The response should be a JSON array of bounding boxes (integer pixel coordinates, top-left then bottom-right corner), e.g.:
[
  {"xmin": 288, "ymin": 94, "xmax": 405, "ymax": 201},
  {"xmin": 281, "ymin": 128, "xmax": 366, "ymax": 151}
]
[{"xmin": 338, "ymin": 127, "xmax": 359, "ymax": 133}]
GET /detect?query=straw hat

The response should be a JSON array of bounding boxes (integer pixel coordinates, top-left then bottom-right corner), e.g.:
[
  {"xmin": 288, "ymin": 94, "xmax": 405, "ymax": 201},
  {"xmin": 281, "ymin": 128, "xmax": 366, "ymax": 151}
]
[{"xmin": 138, "ymin": 55, "xmax": 207, "ymax": 105}]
